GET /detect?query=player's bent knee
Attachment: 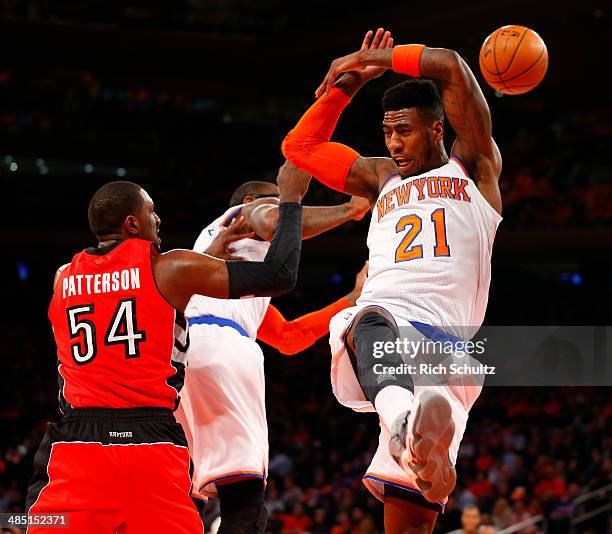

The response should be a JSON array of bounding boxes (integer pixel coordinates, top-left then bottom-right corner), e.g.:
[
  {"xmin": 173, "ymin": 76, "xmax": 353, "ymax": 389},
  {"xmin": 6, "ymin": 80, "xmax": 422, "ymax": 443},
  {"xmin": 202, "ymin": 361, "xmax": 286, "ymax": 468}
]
[{"xmin": 346, "ymin": 307, "xmax": 413, "ymax": 404}]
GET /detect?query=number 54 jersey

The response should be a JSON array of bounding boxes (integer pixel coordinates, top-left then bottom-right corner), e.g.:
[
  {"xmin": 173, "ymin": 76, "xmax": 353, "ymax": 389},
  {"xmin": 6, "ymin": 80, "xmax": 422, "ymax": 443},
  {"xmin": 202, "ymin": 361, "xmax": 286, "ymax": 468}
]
[
  {"xmin": 357, "ymin": 157, "xmax": 503, "ymax": 340},
  {"xmin": 48, "ymin": 239, "xmax": 188, "ymax": 412}
]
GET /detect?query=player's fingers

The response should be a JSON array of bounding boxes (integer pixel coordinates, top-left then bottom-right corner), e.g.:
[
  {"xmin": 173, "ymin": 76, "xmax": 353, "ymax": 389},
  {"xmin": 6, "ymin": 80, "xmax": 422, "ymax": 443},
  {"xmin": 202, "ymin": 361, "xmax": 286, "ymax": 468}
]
[
  {"xmin": 227, "ymin": 231, "xmax": 255, "ymax": 243},
  {"xmin": 232, "ymin": 215, "xmax": 248, "ymax": 232},
  {"xmin": 315, "ymin": 80, "xmax": 326, "ymax": 99},
  {"xmin": 387, "ymin": 36, "xmax": 394, "ymax": 49},
  {"xmin": 380, "ymin": 30, "xmax": 392, "ymax": 49},
  {"xmin": 316, "ymin": 63, "xmax": 335, "ymax": 98},
  {"xmin": 360, "ymin": 29, "xmax": 373, "ymax": 50},
  {"xmin": 319, "ymin": 71, "xmax": 335, "ymax": 98},
  {"xmin": 370, "ymin": 27, "xmax": 384, "ymax": 49},
  {"xmin": 316, "ymin": 73, "xmax": 332, "ymax": 98}
]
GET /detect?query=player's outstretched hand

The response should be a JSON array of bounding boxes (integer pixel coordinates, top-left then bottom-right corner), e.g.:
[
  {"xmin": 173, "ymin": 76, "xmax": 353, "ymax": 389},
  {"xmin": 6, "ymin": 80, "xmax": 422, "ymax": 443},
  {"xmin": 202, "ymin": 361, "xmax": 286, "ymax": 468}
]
[
  {"xmin": 347, "ymin": 195, "xmax": 371, "ymax": 221},
  {"xmin": 276, "ymin": 161, "xmax": 312, "ymax": 203},
  {"xmin": 347, "ymin": 261, "xmax": 369, "ymax": 304},
  {"xmin": 204, "ymin": 216, "xmax": 255, "ymax": 260},
  {"xmin": 315, "ymin": 28, "xmax": 393, "ymax": 99}
]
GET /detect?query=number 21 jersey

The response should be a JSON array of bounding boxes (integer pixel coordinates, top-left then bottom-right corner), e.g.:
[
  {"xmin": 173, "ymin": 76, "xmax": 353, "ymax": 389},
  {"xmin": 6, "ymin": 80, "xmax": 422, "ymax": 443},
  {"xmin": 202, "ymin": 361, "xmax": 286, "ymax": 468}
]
[
  {"xmin": 357, "ymin": 157, "xmax": 502, "ymax": 340},
  {"xmin": 48, "ymin": 239, "xmax": 188, "ymax": 411}
]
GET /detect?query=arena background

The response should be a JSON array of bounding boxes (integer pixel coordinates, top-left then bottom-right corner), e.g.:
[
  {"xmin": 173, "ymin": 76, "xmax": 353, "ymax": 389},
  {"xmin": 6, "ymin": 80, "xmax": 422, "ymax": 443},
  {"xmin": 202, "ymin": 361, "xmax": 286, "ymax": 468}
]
[{"xmin": 0, "ymin": 1, "xmax": 610, "ymax": 532}]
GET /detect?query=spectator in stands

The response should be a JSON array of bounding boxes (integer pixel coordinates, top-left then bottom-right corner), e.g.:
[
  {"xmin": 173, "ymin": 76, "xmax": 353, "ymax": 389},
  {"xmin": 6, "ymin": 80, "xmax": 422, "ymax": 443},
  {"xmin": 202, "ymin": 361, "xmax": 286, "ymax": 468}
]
[{"xmin": 445, "ymin": 504, "xmax": 484, "ymax": 534}]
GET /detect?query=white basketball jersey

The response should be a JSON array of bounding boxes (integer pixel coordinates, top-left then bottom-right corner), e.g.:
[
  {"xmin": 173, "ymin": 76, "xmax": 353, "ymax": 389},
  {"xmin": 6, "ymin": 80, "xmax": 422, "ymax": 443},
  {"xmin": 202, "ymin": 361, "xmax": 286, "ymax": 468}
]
[
  {"xmin": 357, "ymin": 157, "xmax": 502, "ymax": 340},
  {"xmin": 185, "ymin": 205, "xmax": 271, "ymax": 338}
]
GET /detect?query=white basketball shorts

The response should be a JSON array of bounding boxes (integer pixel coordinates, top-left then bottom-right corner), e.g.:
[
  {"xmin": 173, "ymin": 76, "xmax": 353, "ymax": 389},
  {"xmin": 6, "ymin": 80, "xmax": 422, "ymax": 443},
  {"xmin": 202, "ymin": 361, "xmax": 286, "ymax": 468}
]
[
  {"xmin": 329, "ymin": 305, "xmax": 482, "ymax": 506},
  {"xmin": 175, "ymin": 321, "xmax": 268, "ymax": 500}
]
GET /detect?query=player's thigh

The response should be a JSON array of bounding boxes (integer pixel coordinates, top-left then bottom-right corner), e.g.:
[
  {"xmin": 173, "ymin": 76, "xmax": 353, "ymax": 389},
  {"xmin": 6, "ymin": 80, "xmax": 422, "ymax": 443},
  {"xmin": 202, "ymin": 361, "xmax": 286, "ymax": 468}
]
[
  {"xmin": 28, "ymin": 438, "xmax": 126, "ymax": 534},
  {"xmin": 124, "ymin": 443, "xmax": 202, "ymax": 534},
  {"xmin": 383, "ymin": 495, "xmax": 437, "ymax": 534},
  {"xmin": 28, "ymin": 440, "xmax": 124, "ymax": 513}
]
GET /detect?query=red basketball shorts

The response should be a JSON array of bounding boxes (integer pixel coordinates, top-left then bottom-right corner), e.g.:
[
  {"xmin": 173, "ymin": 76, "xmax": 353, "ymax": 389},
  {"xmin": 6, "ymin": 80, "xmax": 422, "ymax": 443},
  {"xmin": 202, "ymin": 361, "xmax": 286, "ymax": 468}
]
[{"xmin": 26, "ymin": 408, "xmax": 203, "ymax": 533}]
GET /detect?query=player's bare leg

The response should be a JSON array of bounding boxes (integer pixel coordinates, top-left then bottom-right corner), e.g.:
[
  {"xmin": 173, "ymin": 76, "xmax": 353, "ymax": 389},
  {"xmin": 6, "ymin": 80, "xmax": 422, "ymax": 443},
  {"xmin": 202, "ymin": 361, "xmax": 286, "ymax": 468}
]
[{"xmin": 383, "ymin": 495, "xmax": 437, "ymax": 534}]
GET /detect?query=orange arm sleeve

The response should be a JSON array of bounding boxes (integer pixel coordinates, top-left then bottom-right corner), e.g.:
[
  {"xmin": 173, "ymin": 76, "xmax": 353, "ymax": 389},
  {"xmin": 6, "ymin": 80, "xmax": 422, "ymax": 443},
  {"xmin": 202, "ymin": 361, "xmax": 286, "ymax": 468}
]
[
  {"xmin": 281, "ymin": 87, "xmax": 360, "ymax": 193},
  {"xmin": 257, "ymin": 298, "xmax": 352, "ymax": 356}
]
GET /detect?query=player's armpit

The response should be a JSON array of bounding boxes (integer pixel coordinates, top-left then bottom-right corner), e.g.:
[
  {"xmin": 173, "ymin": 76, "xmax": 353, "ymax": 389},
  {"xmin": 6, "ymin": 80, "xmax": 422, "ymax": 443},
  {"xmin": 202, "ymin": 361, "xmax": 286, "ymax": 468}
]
[{"xmin": 453, "ymin": 138, "xmax": 503, "ymax": 215}]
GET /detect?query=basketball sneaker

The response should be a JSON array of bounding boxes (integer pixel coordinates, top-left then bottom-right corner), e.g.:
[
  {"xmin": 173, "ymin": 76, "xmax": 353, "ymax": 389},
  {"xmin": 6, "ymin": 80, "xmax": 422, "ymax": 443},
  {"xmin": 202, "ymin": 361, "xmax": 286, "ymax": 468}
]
[{"xmin": 389, "ymin": 390, "xmax": 456, "ymax": 503}]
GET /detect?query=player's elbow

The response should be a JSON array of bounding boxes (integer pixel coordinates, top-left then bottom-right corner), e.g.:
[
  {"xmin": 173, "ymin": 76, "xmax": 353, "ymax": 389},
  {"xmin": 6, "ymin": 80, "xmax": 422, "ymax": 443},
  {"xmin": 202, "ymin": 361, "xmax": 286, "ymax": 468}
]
[
  {"xmin": 275, "ymin": 328, "xmax": 312, "ymax": 356},
  {"xmin": 281, "ymin": 130, "xmax": 297, "ymax": 155},
  {"xmin": 259, "ymin": 211, "xmax": 279, "ymax": 242},
  {"xmin": 251, "ymin": 207, "xmax": 278, "ymax": 242},
  {"xmin": 442, "ymin": 49, "xmax": 471, "ymax": 82},
  {"xmin": 277, "ymin": 341, "xmax": 302, "ymax": 356},
  {"xmin": 281, "ymin": 131, "xmax": 312, "ymax": 167},
  {"xmin": 258, "ymin": 255, "xmax": 299, "ymax": 297},
  {"xmin": 272, "ymin": 264, "xmax": 298, "ymax": 296}
]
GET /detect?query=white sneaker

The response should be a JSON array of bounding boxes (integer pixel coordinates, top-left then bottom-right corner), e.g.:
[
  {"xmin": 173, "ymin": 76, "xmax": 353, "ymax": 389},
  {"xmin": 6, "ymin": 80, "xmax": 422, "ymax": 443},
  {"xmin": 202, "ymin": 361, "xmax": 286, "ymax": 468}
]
[{"xmin": 397, "ymin": 391, "xmax": 456, "ymax": 503}]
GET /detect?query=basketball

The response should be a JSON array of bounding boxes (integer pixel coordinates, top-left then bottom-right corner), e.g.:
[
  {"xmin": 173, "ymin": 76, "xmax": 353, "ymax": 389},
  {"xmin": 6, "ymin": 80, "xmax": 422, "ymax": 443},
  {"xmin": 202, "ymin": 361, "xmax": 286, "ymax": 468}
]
[{"xmin": 479, "ymin": 25, "xmax": 548, "ymax": 95}]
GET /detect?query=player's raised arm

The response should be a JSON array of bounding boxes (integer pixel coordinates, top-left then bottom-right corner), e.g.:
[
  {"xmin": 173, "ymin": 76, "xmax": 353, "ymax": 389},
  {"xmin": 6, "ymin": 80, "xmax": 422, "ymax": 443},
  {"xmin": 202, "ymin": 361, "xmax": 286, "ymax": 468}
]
[
  {"xmin": 316, "ymin": 40, "xmax": 502, "ymax": 213},
  {"xmin": 282, "ymin": 29, "xmax": 397, "ymax": 203},
  {"xmin": 152, "ymin": 164, "xmax": 308, "ymax": 311}
]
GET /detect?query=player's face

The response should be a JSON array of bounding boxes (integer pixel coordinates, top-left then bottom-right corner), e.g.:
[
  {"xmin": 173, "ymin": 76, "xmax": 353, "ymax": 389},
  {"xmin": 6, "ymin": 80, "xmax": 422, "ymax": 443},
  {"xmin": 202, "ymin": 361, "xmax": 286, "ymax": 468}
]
[
  {"xmin": 382, "ymin": 108, "xmax": 440, "ymax": 177},
  {"xmin": 137, "ymin": 189, "xmax": 161, "ymax": 247}
]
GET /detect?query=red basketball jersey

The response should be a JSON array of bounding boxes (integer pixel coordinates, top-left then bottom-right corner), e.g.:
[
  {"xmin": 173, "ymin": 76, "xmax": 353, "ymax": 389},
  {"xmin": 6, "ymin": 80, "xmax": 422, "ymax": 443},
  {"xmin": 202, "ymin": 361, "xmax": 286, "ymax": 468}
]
[{"xmin": 48, "ymin": 239, "xmax": 188, "ymax": 411}]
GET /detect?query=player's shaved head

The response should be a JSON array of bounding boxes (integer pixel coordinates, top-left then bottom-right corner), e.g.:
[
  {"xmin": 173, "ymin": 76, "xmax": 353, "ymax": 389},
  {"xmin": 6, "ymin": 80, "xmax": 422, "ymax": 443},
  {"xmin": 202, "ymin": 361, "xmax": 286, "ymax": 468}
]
[
  {"xmin": 382, "ymin": 79, "xmax": 444, "ymax": 123},
  {"xmin": 229, "ymin": 180, "xmax": 279, "ymax": 207},
  {"xmin": 88, "ymin": 181, "xmax": 145, "ymax": 238}
]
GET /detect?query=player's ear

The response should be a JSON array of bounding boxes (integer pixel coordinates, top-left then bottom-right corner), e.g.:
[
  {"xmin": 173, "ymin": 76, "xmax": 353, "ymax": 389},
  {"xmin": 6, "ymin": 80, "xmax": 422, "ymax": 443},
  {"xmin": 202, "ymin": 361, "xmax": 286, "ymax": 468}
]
[
  {"xmin": 243, "ymin": 195, "xmax": 255, "ymax": 204},
  {"xmin": 431, "ymin": 120, "xmax": 444, "ymax": 142},
  {"xmin": 124, "ymin": 215, "xmax": 139, "ymax": 237}
]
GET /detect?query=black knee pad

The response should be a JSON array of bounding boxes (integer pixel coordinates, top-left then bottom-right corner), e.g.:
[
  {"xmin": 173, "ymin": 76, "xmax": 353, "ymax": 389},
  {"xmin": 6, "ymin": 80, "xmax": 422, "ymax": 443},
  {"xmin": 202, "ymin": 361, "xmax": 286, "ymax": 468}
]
[
  {"xmin": 351, "ymin": 310, "xmax": 413, "ymax": 404},
  {"xmin": 217, "ymin": 479, "xmax": 267, "ymax": 534}
]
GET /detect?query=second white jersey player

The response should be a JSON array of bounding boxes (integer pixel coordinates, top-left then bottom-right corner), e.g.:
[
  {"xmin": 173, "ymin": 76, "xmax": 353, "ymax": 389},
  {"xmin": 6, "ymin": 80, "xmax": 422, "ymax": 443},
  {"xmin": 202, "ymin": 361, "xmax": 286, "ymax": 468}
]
[{"xmin": 177, "ymin": 204, "xmax": 272, "ymax": 501}]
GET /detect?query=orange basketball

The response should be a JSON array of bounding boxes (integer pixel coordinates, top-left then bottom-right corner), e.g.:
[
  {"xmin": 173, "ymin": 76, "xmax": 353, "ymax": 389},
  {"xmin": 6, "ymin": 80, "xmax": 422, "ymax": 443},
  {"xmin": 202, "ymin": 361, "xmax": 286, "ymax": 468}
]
[{"xmin": 479, "ymin": 25, "xmax": 548, "ymax": 95}]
